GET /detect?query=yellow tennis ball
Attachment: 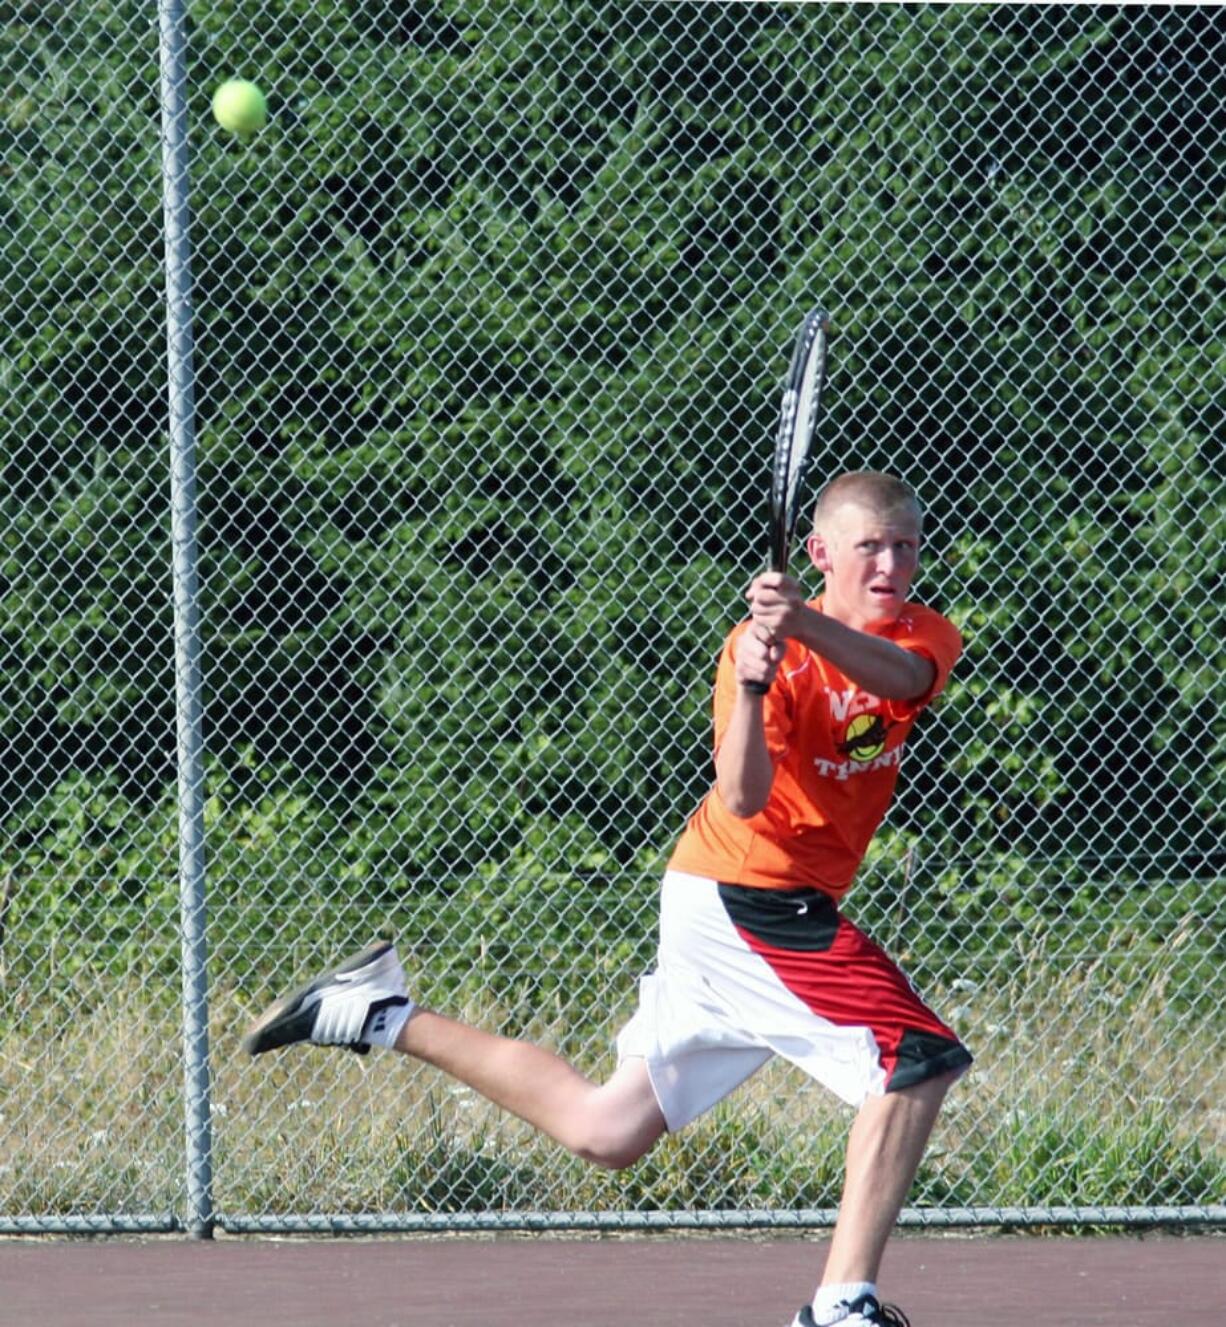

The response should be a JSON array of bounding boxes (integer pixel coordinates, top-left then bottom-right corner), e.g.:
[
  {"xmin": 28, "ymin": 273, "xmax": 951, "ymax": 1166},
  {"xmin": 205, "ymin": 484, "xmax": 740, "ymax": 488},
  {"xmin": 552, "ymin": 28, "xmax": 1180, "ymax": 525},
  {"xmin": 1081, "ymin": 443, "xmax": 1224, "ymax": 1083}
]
[{"xmin": 211, "ymin": 79, "xmax": 267, "ymax": 136}]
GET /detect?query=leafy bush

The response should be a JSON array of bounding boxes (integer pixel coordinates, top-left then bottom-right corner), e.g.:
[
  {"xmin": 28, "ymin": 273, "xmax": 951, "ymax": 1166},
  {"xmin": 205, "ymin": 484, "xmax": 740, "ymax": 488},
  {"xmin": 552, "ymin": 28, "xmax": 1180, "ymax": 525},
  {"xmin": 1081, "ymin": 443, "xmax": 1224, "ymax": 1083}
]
[{"xmin": 0, "ymin": 3, "xmax": 1220, "ymax": 980}]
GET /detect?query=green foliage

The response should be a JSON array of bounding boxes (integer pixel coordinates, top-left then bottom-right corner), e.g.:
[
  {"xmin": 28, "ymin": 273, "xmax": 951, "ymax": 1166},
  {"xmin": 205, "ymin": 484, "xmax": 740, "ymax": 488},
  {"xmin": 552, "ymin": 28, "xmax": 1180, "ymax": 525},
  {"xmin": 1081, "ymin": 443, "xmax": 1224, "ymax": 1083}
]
[
  {"xmin": 0, "ymin": 3, "xmax": 1220, "ymax": 964},
  {"xmin": 986, "ymin": 1104, "xmax": 1225, "ymax": 1209}
]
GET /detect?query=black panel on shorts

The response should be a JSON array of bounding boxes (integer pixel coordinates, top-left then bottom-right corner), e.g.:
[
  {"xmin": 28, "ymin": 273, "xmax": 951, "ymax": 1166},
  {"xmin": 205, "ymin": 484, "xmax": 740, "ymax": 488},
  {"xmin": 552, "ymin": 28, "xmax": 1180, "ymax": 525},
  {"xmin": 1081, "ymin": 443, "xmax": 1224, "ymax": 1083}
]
[
  {"xmin": 887, "ymin": 1028, "xmax": 974, "ymax": 1092},
  {"xmin": 717, "ymin": 883, "xmax": 840, "ymax": 952}
]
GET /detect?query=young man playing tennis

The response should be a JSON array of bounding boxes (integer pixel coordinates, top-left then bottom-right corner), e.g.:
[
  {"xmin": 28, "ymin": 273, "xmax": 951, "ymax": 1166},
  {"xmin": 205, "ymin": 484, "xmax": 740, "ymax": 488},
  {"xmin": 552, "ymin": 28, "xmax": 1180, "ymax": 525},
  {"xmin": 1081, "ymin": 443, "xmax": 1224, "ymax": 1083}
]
[{"xmin": 245, "ymin": 470, "xmax": 970, "ymax": 1327}]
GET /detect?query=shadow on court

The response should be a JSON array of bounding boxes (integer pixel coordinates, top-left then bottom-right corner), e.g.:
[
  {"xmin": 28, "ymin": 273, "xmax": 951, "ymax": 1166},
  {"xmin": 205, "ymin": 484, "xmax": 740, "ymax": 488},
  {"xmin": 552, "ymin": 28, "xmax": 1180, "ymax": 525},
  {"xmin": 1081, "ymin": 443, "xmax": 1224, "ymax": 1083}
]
[{"xmin": 7, "ymin": 1233, "xmax": 1223, "ymax": 1326}]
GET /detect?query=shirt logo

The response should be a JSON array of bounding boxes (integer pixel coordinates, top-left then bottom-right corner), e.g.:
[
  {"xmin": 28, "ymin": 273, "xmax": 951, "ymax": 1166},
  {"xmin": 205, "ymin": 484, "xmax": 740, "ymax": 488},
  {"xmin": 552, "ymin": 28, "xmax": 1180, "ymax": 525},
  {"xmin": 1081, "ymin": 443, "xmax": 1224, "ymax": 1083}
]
[
  {"xmin": 812, "ymin": 690, "xmax": 904, "ymax": 781},
  {"xmin": 837, "ymin": 712, "xmax": 892, "ymax": 763}
]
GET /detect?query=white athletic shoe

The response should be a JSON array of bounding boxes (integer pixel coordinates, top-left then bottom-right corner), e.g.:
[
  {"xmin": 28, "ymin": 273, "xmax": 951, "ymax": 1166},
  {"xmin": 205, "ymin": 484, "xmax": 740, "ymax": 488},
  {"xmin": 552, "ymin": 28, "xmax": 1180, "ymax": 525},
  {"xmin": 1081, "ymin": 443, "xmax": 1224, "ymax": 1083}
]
[
  {"xmin": 790, "ymin": 1298, "xmax": 911, "ymax": 1327},
  {"xmin": 241, "ymin": 939, "xmax": 413, "ymax": 1056}
]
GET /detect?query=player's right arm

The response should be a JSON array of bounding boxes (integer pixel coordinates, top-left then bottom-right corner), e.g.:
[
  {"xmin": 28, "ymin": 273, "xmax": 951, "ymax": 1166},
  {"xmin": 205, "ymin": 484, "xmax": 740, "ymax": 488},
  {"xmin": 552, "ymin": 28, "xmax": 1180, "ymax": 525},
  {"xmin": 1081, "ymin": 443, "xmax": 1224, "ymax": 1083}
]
[
  {"xmin": 715, "ymin": 628, "xmax": 782, "ymax": 818},
  {"xmin": 748, "ymin": 572, "xmax": 935, "ymax": 701}
]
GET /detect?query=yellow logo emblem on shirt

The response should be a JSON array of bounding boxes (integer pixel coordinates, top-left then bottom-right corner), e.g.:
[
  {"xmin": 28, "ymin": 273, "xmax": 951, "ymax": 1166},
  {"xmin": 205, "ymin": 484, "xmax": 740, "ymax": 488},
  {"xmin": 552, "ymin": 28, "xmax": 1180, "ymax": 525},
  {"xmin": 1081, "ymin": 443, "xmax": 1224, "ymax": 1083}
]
[{"xmin": 838, "ymin": 712, "xmax": 888, "ymax": 763}]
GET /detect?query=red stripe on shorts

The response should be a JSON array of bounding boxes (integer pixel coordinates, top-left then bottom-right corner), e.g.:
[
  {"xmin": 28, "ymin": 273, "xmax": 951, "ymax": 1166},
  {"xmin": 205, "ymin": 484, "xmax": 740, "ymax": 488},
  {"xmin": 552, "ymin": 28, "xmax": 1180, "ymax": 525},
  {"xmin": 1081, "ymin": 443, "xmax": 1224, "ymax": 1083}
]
[{"xmin": 718, "ymin": 884, "xmax": 970, "ymax": 1091}]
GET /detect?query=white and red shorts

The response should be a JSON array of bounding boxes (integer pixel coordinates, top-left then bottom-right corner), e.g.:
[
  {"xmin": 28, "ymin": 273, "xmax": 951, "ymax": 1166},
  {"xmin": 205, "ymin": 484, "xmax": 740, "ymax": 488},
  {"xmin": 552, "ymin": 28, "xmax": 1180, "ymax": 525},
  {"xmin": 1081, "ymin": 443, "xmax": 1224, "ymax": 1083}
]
[{"xmin": 616, "ymin": 871, "xmax": 972, "ymax": 1130}]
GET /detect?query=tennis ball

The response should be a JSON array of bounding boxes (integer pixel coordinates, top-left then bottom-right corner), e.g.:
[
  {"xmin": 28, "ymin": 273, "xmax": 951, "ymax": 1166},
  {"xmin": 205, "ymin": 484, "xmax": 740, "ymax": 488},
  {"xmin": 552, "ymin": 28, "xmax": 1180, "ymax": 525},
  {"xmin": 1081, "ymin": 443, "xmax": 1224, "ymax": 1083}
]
[{"xmin": 211, "ymin": 79, "xmax": 267, "ymax": 137}]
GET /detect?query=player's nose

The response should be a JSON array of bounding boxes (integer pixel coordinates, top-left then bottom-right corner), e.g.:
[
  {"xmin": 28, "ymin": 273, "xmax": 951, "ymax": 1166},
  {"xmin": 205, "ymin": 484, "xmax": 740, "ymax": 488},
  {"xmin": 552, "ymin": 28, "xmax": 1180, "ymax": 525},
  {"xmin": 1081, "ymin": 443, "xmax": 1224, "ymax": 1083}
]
[{"xmin": 875, "ymin": 548, "xmax": 899, "ymax": 575}]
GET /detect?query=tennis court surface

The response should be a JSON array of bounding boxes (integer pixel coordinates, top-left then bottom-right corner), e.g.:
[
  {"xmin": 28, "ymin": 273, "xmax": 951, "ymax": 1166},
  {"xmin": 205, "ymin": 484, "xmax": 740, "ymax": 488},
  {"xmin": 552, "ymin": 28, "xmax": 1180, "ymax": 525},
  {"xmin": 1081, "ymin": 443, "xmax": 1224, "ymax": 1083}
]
[{"xmin": 7, "ymin": 1232, "xmax": 1222, "ymax": 1326}]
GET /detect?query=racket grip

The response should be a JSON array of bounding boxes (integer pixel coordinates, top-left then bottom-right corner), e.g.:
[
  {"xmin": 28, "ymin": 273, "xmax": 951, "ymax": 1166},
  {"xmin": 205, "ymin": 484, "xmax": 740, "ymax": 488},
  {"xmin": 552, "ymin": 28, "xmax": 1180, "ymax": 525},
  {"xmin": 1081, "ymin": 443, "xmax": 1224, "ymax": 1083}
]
[{"xmin": 741, "ymin": 680, "xmax": 771, "ymax": 695}]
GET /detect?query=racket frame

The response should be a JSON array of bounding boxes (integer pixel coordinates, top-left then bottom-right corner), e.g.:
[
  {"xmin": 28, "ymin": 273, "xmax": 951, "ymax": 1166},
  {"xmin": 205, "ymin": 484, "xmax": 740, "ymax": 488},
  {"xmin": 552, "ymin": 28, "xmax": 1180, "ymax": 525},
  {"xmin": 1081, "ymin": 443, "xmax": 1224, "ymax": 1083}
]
[
  {"xmin": 768, "ymin": 307, "xmax": 830, "ymax": 575},
  {"xmin": 744, "ymin": 308, "xmax": 831, "ymax": 697}
]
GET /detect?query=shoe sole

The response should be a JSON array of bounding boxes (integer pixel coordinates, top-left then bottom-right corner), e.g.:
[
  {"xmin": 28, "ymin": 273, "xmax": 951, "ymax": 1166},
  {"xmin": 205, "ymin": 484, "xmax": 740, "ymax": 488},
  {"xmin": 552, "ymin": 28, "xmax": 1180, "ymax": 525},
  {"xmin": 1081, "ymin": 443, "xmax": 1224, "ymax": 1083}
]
[{"xmin": 241, "ymin": 939, "xmax": 396, "ymax": 1057}]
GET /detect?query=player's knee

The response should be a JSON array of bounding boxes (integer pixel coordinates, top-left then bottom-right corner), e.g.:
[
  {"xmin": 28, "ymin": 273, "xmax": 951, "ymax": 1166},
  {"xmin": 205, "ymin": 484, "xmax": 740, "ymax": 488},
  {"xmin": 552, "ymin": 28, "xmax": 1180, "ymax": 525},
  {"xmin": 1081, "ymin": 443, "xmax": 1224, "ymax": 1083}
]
[
  {"xmin": 571, "ymin": 1116, "xmax": 661, "ymax": 1170},
  {"xmin": 567, "ymin": 1064, "xmax": 666, "ymax": 1168},
  {"xmin": 575, "ymin": 1132, "xmax": 653, "ymax": 1171},
  {"xmin": 922, "ymin": 1066, "xmax": 964, "ymax": 1100}
]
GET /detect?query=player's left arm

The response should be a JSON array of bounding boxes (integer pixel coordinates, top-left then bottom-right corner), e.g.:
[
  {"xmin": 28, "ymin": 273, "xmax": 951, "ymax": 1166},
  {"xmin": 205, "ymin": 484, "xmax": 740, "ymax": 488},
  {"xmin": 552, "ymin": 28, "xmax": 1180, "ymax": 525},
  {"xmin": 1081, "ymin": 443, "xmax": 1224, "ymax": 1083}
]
[
  {"xmin": 748, "ymin": 573, "xmax": 934, "ymax": 701},
  {"xmin": 798, "ymin": 607, "xmax": 934, "ymax": 700}
]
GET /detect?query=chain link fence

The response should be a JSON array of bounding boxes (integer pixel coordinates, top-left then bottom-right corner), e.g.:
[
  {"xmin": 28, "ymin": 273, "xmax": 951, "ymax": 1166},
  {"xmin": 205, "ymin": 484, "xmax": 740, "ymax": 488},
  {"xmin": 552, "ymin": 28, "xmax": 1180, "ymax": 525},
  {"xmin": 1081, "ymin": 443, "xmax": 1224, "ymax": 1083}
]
[{"xmin": 0, "ymin": 2, "xmax": 1222, "ymax": 1234}]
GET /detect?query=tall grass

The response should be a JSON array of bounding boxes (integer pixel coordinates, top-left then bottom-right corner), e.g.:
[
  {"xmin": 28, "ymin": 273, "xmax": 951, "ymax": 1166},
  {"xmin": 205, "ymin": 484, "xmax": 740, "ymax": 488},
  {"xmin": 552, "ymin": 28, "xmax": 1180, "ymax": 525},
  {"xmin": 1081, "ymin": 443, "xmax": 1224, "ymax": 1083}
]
[
  {"xmin": 0, "ymin": 981, "xmax": 185, "ymax": 1215},
  {"xmin": 1, "ymin": 955, "xmax": 1221, "ymax": 1221}
]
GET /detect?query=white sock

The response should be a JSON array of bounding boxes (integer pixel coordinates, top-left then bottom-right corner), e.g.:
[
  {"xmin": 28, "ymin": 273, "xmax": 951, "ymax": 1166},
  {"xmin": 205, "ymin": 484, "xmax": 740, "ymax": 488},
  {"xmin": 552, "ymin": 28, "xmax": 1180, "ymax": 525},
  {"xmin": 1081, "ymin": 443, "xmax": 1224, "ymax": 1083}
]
[
  {"xmin": 812, "ymin": 1282, "xmax": 877, "ymax": 1325},
  {"xmin": 361, "ymin": 998, "xmax": 414, "ymax": 1049}
]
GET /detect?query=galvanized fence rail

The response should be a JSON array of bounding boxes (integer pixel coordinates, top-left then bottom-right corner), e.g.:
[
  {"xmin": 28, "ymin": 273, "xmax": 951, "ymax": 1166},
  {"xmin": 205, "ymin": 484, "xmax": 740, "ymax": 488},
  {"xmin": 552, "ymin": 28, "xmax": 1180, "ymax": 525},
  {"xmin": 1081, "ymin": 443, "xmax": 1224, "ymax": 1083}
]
[{"xmin": 0, "ymin": 2, "xmax": 1221, "ymax": 1235}]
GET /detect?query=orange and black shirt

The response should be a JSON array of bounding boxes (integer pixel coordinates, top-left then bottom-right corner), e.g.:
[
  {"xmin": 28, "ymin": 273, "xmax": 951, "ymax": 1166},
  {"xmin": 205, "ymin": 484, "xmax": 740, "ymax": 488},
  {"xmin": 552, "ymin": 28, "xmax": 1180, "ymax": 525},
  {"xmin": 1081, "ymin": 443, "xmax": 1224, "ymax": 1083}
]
[{"xmin": 667, "ymin": 598, "xmax": 962, "ymax": 901}]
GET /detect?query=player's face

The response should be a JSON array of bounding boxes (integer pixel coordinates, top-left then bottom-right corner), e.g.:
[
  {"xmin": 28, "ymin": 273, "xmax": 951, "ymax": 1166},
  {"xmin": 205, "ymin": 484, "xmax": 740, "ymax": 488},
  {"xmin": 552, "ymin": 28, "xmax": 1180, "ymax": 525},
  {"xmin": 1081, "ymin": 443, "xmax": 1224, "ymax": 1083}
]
[{"xmin": 806, "ymin": 501, "xmax": 921, "ymax": 629}]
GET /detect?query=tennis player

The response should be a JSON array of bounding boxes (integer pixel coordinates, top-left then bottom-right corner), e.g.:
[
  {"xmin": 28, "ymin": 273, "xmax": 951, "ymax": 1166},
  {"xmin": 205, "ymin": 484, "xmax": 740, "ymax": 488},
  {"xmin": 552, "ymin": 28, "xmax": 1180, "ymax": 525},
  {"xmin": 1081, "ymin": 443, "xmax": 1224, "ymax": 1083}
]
[{"xmin": 245, "ymin": 470, "xmax": 970, "ymax": 1327}]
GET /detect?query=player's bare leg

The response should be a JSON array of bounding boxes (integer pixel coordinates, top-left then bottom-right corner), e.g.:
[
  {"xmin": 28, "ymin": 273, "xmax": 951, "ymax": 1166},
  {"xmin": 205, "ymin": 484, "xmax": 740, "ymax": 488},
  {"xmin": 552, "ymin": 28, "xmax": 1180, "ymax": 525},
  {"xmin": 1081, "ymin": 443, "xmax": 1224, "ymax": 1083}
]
[
  {"xmin": 241, "ymin": 941, "xmax": 667, "ymax": 1170},
  {"xmin": 821, "ymin": 1069, "xmax": 958, "ymax": 1288},
  {"xmin": 397, "ymin": 1010, "xmax": 667, "ymax": 1169}
]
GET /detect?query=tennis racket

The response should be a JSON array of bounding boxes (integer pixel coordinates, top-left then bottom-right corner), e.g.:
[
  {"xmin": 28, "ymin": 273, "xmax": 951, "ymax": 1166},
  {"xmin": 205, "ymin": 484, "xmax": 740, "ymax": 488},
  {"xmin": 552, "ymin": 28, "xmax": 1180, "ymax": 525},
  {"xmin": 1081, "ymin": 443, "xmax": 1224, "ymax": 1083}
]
[{"xmin": 744, "ymin": 307, "xmax": 831, "ymax": 694}]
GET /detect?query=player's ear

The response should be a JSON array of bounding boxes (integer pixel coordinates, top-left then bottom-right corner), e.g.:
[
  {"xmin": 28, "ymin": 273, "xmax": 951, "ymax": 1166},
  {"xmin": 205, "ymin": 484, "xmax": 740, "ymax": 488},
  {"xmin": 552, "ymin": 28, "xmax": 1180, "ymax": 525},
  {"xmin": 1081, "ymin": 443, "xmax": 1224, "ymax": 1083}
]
[{"xmin": 806, "ymin": 531, "xmax": 831, "ymax": 573}]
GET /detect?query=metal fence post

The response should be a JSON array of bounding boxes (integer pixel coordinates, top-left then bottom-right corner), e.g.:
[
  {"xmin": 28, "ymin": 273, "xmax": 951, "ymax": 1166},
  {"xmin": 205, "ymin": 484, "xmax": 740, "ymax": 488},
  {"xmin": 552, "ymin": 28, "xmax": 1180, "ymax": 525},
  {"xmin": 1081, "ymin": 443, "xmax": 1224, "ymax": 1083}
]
[{"xmin": 158, "ymin": 0, "xmax": 214, "ymax": 1241}]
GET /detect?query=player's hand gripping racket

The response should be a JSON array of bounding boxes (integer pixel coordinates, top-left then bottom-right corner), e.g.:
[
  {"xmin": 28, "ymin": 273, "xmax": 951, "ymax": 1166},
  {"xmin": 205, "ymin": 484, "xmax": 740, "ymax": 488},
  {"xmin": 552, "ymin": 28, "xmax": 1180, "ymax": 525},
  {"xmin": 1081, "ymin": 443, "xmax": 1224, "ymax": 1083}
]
[{"xmin": 744, "ymin": 307, "xmax": 831, "ymax": 695}]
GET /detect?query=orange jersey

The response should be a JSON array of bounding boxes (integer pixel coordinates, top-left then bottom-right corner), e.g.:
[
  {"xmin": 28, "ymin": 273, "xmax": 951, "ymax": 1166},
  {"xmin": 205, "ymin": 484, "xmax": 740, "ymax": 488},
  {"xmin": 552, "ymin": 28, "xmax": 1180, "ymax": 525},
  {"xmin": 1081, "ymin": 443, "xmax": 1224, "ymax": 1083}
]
[{"xmin": 667, "ymin": 598, "xmax": 962, "ymax": 900}]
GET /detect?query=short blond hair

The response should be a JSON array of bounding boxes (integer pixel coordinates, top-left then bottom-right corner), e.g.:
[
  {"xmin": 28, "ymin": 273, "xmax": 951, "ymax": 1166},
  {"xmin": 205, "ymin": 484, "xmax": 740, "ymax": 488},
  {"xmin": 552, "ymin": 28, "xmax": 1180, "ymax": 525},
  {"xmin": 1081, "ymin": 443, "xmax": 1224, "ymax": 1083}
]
[{"xmin": 812, "ymin": 471, "xmax": 921, "ymax": 530}]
